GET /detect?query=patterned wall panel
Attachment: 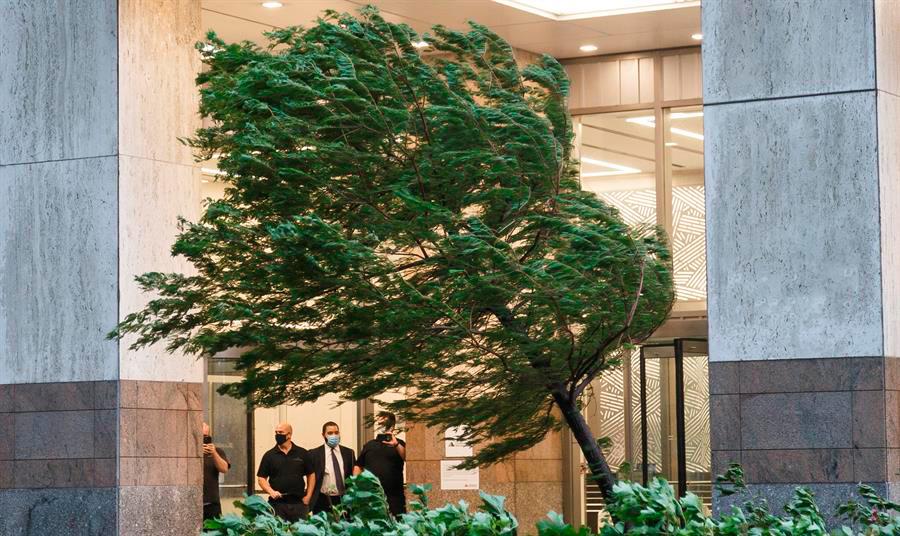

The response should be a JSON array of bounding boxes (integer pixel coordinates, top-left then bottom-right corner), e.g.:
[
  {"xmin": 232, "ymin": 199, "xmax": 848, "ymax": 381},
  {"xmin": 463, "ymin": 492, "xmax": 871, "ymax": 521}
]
[
  {"xmin": 682, "ymin": 355, "xmax": 710, "ymax": 475},
  {"xmin": 597, "ymin": 190, "xmax": 656, "ymax": 228},
  {"xmin": 672, "ymin": 185, "xmax": 707, "ymax": 301},
  {"xmin": 596, "ymin": 368, "xmax": 626, "ymax": 471}
]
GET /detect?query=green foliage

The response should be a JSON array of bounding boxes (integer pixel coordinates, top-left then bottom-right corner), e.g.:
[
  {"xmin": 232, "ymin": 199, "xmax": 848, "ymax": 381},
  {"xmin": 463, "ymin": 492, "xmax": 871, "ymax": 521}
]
[
  {"xmin": 202, "ymin": 471, "xmax": 520, "ymax": 535},
  {"xmin": 203, "ymin": 470, "xmax": 900, "ymax": 536},
  {"xmin": 598, "ymin": 468, "xmax": 900, "ymax": 536},
  {"xmin": 111, "ymin": 6, "xmax": 674, "ymax": 470}
]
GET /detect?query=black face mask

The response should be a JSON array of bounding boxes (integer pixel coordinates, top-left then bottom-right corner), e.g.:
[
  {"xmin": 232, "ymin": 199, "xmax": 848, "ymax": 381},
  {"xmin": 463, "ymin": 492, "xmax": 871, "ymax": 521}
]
[
  {"xmin": 275, "ymin": 433, "xmax": 288, "ymax": 445},
  {"xmin": 203, "ymin": 435, "xmax": 212, "ymax": 445}
]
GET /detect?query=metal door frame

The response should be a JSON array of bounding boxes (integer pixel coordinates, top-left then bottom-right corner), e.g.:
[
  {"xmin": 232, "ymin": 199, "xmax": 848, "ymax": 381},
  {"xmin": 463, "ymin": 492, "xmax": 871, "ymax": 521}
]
[{"xmin": 637, "ymin": 338, "xmax": 707, "ymax": 497}]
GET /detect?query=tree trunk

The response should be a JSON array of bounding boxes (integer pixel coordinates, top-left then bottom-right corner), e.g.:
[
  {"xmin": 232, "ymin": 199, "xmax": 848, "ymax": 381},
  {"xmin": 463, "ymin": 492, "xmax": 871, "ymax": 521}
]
[{"xmin": 550, "ymin": 385, "xmax": 617, "ymax": 504}]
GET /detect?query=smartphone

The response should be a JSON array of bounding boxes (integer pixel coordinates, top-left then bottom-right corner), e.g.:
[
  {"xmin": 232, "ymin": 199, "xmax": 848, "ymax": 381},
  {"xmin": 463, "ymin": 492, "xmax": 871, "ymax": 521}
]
[{"xmin": 376, "ymin": 433, "xmax": 392, "ymax": 442}]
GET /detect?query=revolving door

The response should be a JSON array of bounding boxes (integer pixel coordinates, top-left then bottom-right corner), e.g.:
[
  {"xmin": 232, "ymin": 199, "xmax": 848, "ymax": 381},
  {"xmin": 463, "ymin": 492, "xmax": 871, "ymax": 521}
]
[
  {"xmin": 585, "ymin": 338, "xmax": 710, "ymax": 526},
  {"xmin": 635, "ymin": 339, "xmax": 710, "ymax": 499}
]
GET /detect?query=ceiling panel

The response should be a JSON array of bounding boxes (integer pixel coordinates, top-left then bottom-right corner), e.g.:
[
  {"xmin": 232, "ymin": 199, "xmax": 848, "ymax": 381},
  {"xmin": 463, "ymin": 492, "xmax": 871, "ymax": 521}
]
[
  {"xmin": 346, "ymin": 0, "xmax": 547, "ymax": 27},
  {"xmin": 491, "ymin": 20, "xmax": 605, "ymax": 47},
  {"xmin": 200, "ymin": 0, "xmax": 701, "ymax": 57},
  {"xmin": 570, "ymin": 5, "xmax": 699, "ymax": 34}
]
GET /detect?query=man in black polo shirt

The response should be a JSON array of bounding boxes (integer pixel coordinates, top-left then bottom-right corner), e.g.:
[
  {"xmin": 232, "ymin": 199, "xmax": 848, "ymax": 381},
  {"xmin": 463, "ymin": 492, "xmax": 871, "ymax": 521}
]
[
  {"xmin": 354, "ymin": 411, "xmax": 407, "ymax": 516},
  {"xmin": 256, "ymin": 422, "xmax": 316, "ymax": 521}
]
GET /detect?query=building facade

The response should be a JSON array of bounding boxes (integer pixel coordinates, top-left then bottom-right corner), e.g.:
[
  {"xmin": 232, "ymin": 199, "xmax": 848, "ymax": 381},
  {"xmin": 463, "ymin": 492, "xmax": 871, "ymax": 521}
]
[{"xmin": 0, "ymin": 0, "xmax": 896, "ymax": 534}]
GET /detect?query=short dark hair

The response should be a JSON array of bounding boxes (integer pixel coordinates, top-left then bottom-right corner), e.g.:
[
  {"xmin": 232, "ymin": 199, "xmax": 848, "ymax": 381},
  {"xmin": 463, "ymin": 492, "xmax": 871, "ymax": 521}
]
[
  {"xmin": 376, "ymin": 411, "xmax": 396, "ymax": 430},
  {"xmin": 322, "ymin": 421, "xmax": 339, "ymax": 434}
]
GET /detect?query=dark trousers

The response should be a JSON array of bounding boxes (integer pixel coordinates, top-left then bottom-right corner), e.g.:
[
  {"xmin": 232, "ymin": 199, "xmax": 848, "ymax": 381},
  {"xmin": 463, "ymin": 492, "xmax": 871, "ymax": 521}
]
[
  {"xmin": 203, "ymin": 502, "xmax": 222, "ymax": 521},
  {"xmin": 386, "ymin": 493, "xmax": 406, "ymax": 517},
  {"xmin": 312, "ymin": 493, "xmax": 343, "ymax": 515},
  {"xmin": 269, "ymin": 498, "xmax": 308, "ymax": 522}
]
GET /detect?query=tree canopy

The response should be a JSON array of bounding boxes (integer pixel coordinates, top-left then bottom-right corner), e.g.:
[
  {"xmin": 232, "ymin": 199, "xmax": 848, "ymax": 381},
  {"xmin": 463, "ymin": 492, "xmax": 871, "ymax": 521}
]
[{"xmin": 113, "ymin": 7, "xmax": 674, "ymax": 498}]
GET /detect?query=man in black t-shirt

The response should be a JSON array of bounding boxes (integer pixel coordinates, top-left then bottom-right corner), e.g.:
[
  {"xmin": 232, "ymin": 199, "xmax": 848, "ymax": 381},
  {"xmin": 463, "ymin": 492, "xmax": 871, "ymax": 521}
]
[
  {"xmin": 256, "ymin": 422, "xmax": 316, "ymax": 521},
  {"xmin": 202, "ymin": 422, "xmax": 230, "ymax": 521},
  {"xmin": 354, "ymin": 411, "xmax": 407, "ymax": 516}
]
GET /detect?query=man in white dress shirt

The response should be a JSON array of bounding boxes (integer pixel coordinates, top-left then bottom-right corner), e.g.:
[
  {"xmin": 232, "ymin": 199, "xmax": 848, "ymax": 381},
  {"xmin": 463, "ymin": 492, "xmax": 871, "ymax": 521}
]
[{"xmin": 308, "ymin": 421, "xmax": 356, "ymax": 515}]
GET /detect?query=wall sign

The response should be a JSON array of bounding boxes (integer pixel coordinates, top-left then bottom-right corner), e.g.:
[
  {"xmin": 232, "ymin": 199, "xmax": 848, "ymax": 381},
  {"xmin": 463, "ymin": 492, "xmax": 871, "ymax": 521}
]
[
  {"xmin": 440, "ymin": 460, "xmax": 479, "ymax": 490},
  {"xmin": 444, "ymin": 426, "xmax": 473, "ymax": 457}
]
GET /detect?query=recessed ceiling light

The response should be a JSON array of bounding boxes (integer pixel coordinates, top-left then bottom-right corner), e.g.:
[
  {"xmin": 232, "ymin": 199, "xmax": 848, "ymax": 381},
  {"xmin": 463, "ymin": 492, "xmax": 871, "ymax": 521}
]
[
  {"xmin": 412, "ymin": 40, "xmax": 430, "ymax": 49},
  {"xmin": 691, "ymin": 33, "xmax": 703, "ymax": 40},
  {"xmin": 579, "ymin": 44, "xmax": 598, "ymax": 52},
  {"xmin": 262, "ymin": 1, "xmax": 283, "ymax": 8},
  {"xmin": 665, "ymin": 142, "xmax": 678, "ymax": 146}
]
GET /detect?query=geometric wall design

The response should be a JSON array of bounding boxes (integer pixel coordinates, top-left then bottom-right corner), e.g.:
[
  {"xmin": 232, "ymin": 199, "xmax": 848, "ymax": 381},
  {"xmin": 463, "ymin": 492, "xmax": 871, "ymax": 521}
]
[
  {"xmin": 682, "ymin": 354, "xmax": 710, "ymax": 474},
  {"xmin": 597, "ymin": 189, "xmax": 657, "ymax": 227},
  {"xmin": 599, "ymin": 186, "xmax": 706, "ymax": 302},
  {"xmin": 596, "ymin": 367, "xmax": 627, "ymax": 472},
  {"xmin": 672, "ymin": 185, "xmax": 707, "ymax": 301}
]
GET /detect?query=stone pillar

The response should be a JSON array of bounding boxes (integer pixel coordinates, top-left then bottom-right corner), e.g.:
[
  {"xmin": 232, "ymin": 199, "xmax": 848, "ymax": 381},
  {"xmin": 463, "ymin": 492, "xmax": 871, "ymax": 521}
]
[
  {"xmin": 704, "ymin": 0, "xmax": 900, "ymax": 516},
  {"xmin": 0, "ymin": 1, "xmax": 202, "ymax": 534}
]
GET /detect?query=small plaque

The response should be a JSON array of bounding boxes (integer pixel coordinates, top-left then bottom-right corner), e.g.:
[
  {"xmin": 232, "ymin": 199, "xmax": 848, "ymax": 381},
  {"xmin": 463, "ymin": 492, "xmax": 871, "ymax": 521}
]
[
  {"xmin": 444, "ymin": 426, "xmax": 473, "ymax": 457},
  {"xmin": 440, "ymin": 460, "xmax": 479, "ymax": 490}
]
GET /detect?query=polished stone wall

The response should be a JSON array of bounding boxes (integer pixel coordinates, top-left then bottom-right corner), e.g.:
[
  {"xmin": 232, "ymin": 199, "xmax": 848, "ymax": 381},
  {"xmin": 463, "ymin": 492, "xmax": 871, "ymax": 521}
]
[
  {"xmin": 0, "ymin": 0, "xmax": 203, "ymax": 533},
  {"xmin": 704, "ymin": 0, "xmax": 900, "ymax": 515},
  {"xmin": 405, "ymin": 422, "xmax": 565, "ymax": 531},
  {"xmin": 0, "ymin": 380, "xmax": 203, "ymax": 535}
]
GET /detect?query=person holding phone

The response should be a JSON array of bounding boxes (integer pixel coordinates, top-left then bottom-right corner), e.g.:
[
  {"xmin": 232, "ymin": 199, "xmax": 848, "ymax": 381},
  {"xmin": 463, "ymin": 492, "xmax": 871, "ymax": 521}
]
[
  {"xmin": 353, "ymin": 411, "xmax": 407, "ymax": 516},
  {"xmin": 202, "ymin": 422, "xmax": 230, "ymax": 521}
]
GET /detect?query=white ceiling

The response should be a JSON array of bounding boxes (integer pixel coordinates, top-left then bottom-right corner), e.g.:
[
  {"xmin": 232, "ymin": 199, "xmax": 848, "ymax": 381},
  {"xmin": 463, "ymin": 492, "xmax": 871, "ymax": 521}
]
[{"xmin": 200, "ymin": 0, "xmax": 701, "ymax": 59}]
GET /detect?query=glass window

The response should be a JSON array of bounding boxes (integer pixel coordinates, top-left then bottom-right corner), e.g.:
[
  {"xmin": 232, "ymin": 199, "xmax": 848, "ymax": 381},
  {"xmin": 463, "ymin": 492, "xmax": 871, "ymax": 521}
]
[
  {"xmin": 207, "ymin": 358, "xmax": 251, "ymax": 515},
  {"xmin": 665, "ymin": 106, "xmax": 706, "ymax": 303},
  {"xmin": 578, "ymin": 109, "xmax": 657, "ymax": 228},
  {"xmin": 577, "ymin": 106, "xmax": 706, "ymax": 305}
]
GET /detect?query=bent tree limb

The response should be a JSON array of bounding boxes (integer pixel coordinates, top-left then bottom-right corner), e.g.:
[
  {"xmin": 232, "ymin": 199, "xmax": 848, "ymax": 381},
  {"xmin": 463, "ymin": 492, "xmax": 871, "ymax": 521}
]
[{"xmin": 551, "ymin": 383, "xmax": 616, "ymax": 501}]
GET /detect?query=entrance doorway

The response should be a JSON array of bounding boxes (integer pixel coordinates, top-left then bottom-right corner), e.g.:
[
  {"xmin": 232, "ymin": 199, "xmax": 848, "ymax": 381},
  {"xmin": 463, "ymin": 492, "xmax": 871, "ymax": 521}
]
[
  {"xmin": 636, "ymin": 339, "xmax": 710, "ymax": 500},
  {"xmin": 584, "ymin": 338, "xmax": 710, "ymax": 529}
]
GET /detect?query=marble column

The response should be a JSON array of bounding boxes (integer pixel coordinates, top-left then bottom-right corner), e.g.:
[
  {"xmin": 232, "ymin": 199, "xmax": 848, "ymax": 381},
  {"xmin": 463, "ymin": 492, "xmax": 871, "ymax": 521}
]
[
  {"xmin": 704, "ymin": 0, "xmax": 900, "ymax": 517},
  {"xmin": 0, "ymin": 1, "xmax": 202, "ymax": 534}
]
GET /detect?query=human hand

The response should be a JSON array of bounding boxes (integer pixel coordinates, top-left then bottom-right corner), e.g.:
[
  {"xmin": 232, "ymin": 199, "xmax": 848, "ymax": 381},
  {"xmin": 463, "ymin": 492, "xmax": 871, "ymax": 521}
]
[
  {"xmin": 302, "ymin": 496, "xmax": 310, "ymax": 505},
  {"xmin": 384, "ymin": 434, "xmax": 399, "ymax": 447},
  {"xmin": 269, "ymin": 490, "xmax": 283, "ymax": 500},
  {"xmin": 203, "ymin": 443, "xmax": 215, "ymax": 455}
]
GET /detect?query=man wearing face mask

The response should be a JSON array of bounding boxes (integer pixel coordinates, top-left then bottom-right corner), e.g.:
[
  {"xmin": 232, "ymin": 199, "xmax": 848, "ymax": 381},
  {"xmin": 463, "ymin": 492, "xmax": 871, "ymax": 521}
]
[
  {"xmin": 353, "ymin": 411, "xmax": 407, "ymax": 516},
  {"xmin": 202, "ymin": 422, "xmax": 231, "ymax": 521},
  {"xmin": 256, "ymin": 422, "xmax": 316, "ymax": 521},
  {"xmin": 308, "ymin": 422, "xmax": 356, "ymax": 515}
]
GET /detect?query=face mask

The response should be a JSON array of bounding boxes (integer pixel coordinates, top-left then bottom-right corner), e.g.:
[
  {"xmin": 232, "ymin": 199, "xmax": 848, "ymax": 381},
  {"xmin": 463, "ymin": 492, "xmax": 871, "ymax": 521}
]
[
  {"xmin": 203, "ymin": 435, "xmax": 212, "ymax": 445},
  {"xmin": 326, "ymin": 435, "xmax": 340, "ymax": 448},
  {"xmin": 275, "ymin": 433, "xmax": 288, "ymax": 445}
]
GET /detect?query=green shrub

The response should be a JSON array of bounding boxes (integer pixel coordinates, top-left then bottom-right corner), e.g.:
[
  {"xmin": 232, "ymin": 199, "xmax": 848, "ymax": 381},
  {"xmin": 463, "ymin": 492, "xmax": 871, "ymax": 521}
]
[
  {"xmin": 203, "ymin": 471, "xmax": 520, "ymax": 535},
  {"xmin": 598, "ymin": 465, "xmax": 900, "ymax": 536},
  {"xmin": 204, "ymin": 468, "xmax": 900, "ymax": 536}
]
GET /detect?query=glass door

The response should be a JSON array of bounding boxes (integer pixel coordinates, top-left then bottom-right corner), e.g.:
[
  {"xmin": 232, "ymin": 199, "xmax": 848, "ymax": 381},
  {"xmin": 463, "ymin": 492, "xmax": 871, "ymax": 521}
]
[
  {"xmin": 633, "ymin": 339, "xmax": 709, "ymax": 500},
  {"xmin": 207, "ymin": 358, "xmax": 255, "ymax": 514}
]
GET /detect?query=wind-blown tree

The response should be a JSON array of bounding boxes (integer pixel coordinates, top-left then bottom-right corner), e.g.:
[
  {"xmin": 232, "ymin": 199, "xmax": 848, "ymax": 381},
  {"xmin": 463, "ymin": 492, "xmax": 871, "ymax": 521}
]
[{"xmin": 113, "ymin": 7, "xmax": 674, "ymax": 501}]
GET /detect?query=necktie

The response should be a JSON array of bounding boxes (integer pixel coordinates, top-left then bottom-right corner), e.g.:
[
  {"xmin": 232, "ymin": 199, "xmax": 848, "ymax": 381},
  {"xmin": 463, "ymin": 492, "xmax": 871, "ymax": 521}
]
[{"xmin": 331, "ymin": 447, "xmax": 345, "ymax": 494}]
